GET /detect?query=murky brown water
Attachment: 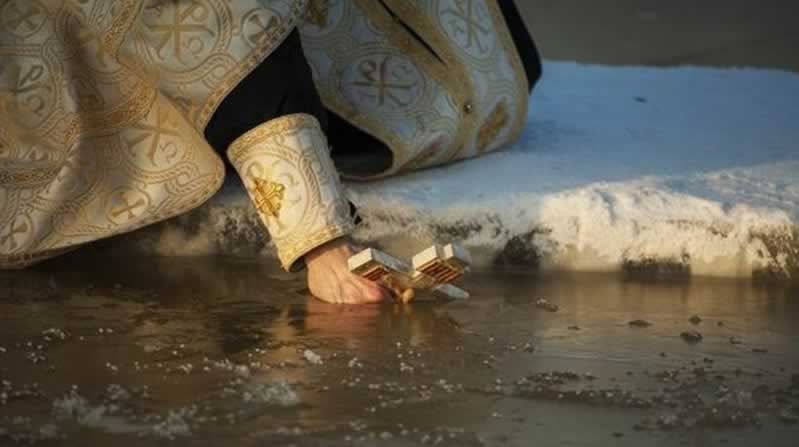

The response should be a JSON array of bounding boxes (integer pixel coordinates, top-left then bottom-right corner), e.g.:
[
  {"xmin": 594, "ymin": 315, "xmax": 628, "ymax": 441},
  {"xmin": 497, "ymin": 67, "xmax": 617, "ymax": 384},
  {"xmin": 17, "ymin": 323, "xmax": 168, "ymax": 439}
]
[{"xmin": 0, "ymin": 256, "xmax": 797, "ymax": 446}]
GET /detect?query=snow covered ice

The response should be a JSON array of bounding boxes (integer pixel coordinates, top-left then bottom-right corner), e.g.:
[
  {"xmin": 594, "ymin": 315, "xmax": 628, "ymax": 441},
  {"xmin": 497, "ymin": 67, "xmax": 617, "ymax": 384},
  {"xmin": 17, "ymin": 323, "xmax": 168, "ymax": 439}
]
[{"xmin": 128, "ymin": 62, "xmax": 799, "ymax": 280}]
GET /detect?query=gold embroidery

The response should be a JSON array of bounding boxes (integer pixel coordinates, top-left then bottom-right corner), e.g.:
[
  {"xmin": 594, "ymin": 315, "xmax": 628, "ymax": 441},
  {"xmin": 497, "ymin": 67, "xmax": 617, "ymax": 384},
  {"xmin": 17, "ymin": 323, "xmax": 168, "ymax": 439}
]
[
  {"xmin": 198, "ymin": 0, "xmax": 309, "ymax": 129},
  {"xmin": 251, "ymin": 177, "xmax": 286, "ymax": 219},
  {"xmin": 229, "ymin": 113, "xmax": 322, "ymax": 162},
  {"xmin": 281, "ymin": 223, "xmax": 352, "ymax": 272},
  {"xmin": 0, "ymin": 219, "xmax": 28, "ymax": 251},
  {"xmin": 305, "ymin": 0, "xmax": 329, "ymax": 28},
  {"xmin": 477, "ymin": 100, "xmax": 509, "ymax": 152},
  {"xmin": 0, "ymin": 0, "xmax": 299, "ymax": 267},
  {"xmin": 484, "ymin": 0, "xmax": 530, "ymax": 143},
  {"xmin": 1, "ymin": 0, "xmax": 528, "ymax": 268},
  {"xmin": 300, "ymin": 0, "xmax": 528, "ymax": 178},
  {"xmin": 228, "ymin": 114, "xmax": 354, "ymax": 272},
  {"xmin": 0, "ymin": 247, "xmax": 76, "ymax": 270},
  {"xmin": 0, "ymin": 164, "xmax": 61, "ymax": 187}
]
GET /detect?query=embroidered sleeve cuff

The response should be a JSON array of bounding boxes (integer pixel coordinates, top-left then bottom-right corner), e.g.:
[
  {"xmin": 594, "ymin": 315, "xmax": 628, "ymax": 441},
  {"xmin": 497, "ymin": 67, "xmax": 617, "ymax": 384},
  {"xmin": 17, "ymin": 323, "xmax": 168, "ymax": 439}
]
[{"xmin": 228, "ymin": 113, "xmax": 355, "ymax": 271}]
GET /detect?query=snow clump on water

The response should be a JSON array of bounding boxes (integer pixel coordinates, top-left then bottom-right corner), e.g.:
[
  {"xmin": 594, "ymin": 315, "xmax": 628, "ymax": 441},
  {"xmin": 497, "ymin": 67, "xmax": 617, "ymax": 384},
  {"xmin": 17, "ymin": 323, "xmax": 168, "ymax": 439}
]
[
  {"xmin": 304, "ymin": 349, "xmax": 323, "ymax": 365},
  {"xmin": 151, "ymin": 407, "xmax": 197, "ymax": 440},
  {"xmin": 52, "ymin": 390, "xmax": 119, "ymax": 428},
  {"xmin": 242, "ymin": 380, "xmax": 299, "ymax": 407}
]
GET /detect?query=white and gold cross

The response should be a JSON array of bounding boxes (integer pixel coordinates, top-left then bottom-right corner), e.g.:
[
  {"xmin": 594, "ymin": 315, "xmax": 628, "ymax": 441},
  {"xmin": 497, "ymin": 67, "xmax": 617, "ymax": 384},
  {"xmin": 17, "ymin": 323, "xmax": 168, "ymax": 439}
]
[
  {"xmin": 251, "ymin": 177, "xmax": 285, "ymax": 219},
  {"xmin": 348, "ymin": 243, "xmax": 471, "ymax": 303}
]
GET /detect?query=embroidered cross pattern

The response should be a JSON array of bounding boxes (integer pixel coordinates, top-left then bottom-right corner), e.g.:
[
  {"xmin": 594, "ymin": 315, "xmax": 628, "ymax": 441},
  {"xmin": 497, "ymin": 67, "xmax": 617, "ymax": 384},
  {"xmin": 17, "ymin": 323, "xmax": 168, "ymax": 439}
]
[
  {"xmin": 112, "ymin": 195, "xmax": 146, "ymax": 220},
  {"xmin": 349, "ymin": 243, "xmax": 471, "ymax": 302},
  {"xmin": 7, "ymin": 64, "xmax": 51, "ymax": 117},
  {"xmin": 351, "ymin": 57, "xmax": 418, "ymax": 108},
  {"xmin": 247, "ymin": 13, "xmax": 278, "ymax": 47},
  {"xmin": 442, "ymin": 0, "xmax": 490, "ymax": 52},
  {"xmin": 146, "ymin": 2, "xmax": 215, "ymax": 63},
  {"xmin": 251, "ymin": 177, "xmax": 286, "ymax": 219},
  {"xmin": 3, "ymin": 2, "xmax": 45, "ymax": 35},
  {"xmin": 127, "ymin": 107, "xmax": 181, "ymax": 167}
]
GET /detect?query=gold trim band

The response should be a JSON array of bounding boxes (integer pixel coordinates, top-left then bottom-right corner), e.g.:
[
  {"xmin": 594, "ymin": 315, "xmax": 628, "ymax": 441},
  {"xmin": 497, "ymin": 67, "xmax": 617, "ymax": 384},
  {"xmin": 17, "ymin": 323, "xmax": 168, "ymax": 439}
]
[{"xmin": 227, "ymin": 113, "xmax": 354, "ymax": 271}]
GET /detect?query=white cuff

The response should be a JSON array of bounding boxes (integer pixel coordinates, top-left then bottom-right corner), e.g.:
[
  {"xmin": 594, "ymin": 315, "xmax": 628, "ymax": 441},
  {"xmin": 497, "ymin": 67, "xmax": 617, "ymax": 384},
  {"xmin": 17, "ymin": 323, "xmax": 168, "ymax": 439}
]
[{"xmin": 228, "ymin": 114, "xmax": 354, "ymax": 271}]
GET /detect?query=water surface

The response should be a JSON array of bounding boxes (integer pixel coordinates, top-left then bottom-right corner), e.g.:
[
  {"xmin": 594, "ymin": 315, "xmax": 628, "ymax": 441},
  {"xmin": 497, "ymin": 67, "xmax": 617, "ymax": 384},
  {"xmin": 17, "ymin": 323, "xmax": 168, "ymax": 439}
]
[{"xmin": 1, "ymin": 257, "xmax": 797, "ymax": 445}]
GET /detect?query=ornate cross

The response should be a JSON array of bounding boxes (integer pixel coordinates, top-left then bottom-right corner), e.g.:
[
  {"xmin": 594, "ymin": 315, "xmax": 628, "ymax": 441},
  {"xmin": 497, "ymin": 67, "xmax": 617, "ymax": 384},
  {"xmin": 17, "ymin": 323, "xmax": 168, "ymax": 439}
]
[
  {"xmin": 349, "ymin": 243, "xmax": 471, "ymax": 302},
  {"xmin": 126, "ymin": 107, "xmax": 181, "ymax": 167},
  {"xmin": 112, "ymin": 195, "xmax": 146, "ymax": 220},
  {"xmin": 442, "ymin": 0, "xmax": 490, "ymax": 52},
  {"xmin": 247, "ymin": 13, "xmax": 278, "ymax": 47},
  {"xmin": 251, "ymin": 177, "xmax": 285, "ymax": 219},
  {"xmin": 351, "ymin": 57, "xmax": 418, "ymax": 108},
  {"xmin": 146, "ymin": 2, "xmax": 215, "ymax": 63},
  {"xmin": 5, "ymin": 2, "xmax": 44, "ymax": 34}
]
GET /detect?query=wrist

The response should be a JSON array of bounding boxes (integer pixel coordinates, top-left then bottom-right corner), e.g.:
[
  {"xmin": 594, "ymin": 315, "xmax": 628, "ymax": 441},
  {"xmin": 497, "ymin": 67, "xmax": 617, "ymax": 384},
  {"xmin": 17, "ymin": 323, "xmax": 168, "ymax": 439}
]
[{"xmin": 305, "ymin": 236, "xmax": 350, "ymax": 265}]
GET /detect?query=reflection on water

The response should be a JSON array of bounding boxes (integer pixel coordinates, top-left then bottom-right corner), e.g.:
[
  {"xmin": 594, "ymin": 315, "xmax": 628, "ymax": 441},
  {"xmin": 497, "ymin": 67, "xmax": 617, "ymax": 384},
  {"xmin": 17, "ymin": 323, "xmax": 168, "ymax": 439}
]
[{"xmin": 0, "ymin": 256, "xmax": 797, "ymax": 446}]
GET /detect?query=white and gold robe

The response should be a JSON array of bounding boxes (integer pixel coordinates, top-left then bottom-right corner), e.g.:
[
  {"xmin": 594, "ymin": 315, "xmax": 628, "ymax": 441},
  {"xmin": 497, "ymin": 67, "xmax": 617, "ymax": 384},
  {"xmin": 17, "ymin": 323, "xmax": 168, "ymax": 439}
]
[{"xmin": 0, "ymin": 0, "xmax": 530, "ymax": 270}]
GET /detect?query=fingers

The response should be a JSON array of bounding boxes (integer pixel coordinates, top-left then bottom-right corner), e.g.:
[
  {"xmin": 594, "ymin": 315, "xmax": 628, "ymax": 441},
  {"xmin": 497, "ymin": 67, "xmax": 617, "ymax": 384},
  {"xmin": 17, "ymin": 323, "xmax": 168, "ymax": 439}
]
[
  {"xmin": 354, "ymin": 277, "xmax": 389, "ymax": 303},
  {"xmin": 388, "ymin": 285, "xmax": 415, "ymax": 304},
  {"xmin": 333, "ymin": 276, "xmax": 385, "ymax": 304},
  {"xmin": 304, "ymin": 238, "xmax": 398, "ymax": 305},
  {"xmin": 337, "ymin": 280, "xmax": 361, "ymax": 304},
  {"xmin": 399, "ymin": 287, "xmax": 415, "ymax": 304},
  {"xmin": 378, "ymin": 276, "xmax": 415, "ymax": 304}
]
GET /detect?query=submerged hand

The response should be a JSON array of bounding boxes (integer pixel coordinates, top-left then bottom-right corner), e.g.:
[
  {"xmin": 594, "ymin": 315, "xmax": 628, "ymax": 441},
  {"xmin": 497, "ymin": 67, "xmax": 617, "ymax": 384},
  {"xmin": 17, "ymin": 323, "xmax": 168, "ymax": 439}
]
[{"xmin": 304, "ymin": 238, "xmax": 391, "ymax": 304}]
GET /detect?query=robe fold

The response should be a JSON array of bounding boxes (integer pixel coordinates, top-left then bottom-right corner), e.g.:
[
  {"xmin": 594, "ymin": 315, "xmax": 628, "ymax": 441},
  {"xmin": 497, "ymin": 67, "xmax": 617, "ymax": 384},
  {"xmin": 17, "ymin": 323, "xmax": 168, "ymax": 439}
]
[{"xmin": 0, "ymin": 0, "xmax": 540, "ymax": 269}]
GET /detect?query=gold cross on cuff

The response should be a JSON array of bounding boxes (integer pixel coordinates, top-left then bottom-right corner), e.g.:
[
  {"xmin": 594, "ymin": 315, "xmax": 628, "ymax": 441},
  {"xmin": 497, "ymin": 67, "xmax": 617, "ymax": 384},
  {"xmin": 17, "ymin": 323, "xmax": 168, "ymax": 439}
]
[{"xmin": 251, "ymin": 178, "xmax": 286, "ymax": 219}]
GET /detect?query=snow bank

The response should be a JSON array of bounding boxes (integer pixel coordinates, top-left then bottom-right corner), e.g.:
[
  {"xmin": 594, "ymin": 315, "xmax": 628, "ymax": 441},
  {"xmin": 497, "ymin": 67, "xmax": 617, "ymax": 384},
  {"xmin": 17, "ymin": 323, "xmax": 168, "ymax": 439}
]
[{"xmin": 121, "ymin": 62, "xmax": 799, "ymax": 280}]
